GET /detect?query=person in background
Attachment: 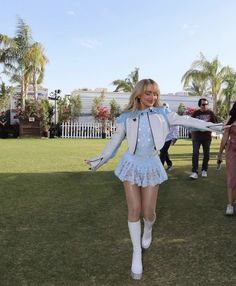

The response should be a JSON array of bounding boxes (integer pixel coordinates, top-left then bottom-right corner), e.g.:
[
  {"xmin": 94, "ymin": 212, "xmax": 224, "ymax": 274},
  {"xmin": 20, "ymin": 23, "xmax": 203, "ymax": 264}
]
[
  {"xmin": 0, "ymin": 111, "xmax": 7, "ymax": 139},
  {"xmin": 189, "ymin": 98, "xmax": 217, "ymax": 179},
  {"xmin": 217, "ymin": 102, "xmax": 236, "ymax": 215},
  {"xmin": 160, "ymin": 103, "xmax": 179, "ymax": 171},
  {"xmin": 86, "ymin": 79, "xmax": 222, "ymax": 280}
]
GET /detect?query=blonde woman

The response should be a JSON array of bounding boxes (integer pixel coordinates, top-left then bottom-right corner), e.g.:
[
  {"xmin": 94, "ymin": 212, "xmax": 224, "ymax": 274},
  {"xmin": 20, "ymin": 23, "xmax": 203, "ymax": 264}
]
[{"xmin": 86, "ymin": 79, "xmax": 222, "ymax": 280}]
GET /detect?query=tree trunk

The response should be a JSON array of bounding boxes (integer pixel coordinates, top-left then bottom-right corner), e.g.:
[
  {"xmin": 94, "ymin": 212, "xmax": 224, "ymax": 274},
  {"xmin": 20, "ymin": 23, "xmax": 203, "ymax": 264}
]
[
  {"xmin": 21, "ymin": 80, "xmax": 25, "ymax": 111},
  {"xmin": 212, "ymin": 94, "xmax": 217, "ymax": 114},
  {"xmin": 33, "ymin": 72, "xmax": 38, "ymax": 100},
  {"xmin": 24, "ymin": 80, "xmax": 29, "ymax": 100}
]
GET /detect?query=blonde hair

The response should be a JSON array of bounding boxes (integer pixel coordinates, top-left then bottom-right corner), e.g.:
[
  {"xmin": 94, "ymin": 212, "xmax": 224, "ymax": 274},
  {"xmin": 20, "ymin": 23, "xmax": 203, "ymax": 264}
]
[{"xmin": 124, "ymin": 79, "xmax": 160, "ymax": 112}]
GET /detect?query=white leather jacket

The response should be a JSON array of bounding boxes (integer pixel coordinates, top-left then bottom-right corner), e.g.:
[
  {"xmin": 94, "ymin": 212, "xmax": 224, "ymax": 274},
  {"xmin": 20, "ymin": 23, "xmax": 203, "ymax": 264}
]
[{"xmin": 88, "ymin": 107, "xmax": 222, "ymax": 171}]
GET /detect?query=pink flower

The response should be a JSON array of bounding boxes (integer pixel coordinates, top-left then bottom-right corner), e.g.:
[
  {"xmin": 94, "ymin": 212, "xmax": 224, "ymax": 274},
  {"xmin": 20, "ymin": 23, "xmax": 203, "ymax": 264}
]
[
  {"xmin": 96, "ymin": 106, "xmax": 111, "ymax": 121},
  {"xmin": 184, "ymin": 107, "xmax": 196, "ymax": 116}
]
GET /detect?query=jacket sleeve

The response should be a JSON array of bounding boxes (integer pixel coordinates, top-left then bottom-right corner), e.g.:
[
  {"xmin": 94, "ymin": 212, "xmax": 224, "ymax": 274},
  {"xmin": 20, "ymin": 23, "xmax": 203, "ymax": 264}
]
[
  {"xmin": 167, "ymin": 112, "xmax": 223, "ymax": 133},
  {"xmin": 86, "ymin": 122, "xmax": 126, "ymax": 171}
]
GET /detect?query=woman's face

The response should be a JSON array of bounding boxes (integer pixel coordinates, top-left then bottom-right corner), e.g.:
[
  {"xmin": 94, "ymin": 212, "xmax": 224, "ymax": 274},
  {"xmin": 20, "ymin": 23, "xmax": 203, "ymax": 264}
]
[{"xmin": 138, "ymin": 84, "xmax": 158, "ymax": 110}]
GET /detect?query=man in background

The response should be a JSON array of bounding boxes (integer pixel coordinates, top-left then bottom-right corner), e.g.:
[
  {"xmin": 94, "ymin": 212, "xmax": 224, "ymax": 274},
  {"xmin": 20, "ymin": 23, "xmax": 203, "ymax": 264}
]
[{"xmin": 189, "ymin": 98, "xmax": 217, "ymax": 179}]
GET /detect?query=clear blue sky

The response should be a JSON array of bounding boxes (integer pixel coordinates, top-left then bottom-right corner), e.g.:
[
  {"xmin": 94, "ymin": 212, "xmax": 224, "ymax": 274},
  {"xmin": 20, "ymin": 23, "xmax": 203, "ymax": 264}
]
[{"xmin": 1, "ymin": 0, "xmax": 236, "ymax": 95}]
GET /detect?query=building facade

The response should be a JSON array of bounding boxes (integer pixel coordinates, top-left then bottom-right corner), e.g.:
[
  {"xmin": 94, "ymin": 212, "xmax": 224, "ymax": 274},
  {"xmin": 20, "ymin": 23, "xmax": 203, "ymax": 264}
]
[{"xmin": 71, "ymin": 90, "xmax": 213, "ymax": 122}]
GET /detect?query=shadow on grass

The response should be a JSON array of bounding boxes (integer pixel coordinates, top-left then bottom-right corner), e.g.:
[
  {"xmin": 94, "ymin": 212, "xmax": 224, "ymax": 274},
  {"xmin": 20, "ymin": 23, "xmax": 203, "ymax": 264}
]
[{"xmin": 0, "ymin": 169, "xmax": 236, "ymax": 286}]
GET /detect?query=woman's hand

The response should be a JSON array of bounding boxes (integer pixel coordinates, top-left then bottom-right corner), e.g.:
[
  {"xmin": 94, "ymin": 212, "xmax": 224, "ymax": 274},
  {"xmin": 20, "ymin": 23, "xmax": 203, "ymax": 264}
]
[
  {"xmin": 85, "ymin": 160, "xmax": 92, "ymax": 170},
  {"xmin": 171, "ymin": 138, "xmax": 177, "ymax": 146},
  {"xmin": 84, "ymin": 156, "xmax": 103, "ymax": 171}
]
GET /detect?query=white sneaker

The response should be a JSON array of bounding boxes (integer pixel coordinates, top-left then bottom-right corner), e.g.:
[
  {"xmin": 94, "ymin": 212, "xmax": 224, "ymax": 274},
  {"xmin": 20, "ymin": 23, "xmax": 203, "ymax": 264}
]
[
  {"xmin": 189, "ymin": 172, "xmax": 198, "ymax": 179},
  {"xmin": 226, "ymin": 204, "xmax": 234, "ymax": 216},
  {"xmin": 166, "ymin": 165, "xmax": 173, "ymax": 171},
  {"xmin": 201, "ymin": 170, "xmax": 207, "ymax": 177}
]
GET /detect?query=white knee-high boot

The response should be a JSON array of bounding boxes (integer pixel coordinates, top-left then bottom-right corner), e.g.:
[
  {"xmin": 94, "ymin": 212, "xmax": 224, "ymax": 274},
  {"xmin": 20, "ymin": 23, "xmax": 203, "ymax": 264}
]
[
  {"xmin": 142, "ymin": 213, "xmax": 156, "ymax": 249},
  {"xmin": 128, "ymin": 220, "xmax": 143, "ymax": 280}
]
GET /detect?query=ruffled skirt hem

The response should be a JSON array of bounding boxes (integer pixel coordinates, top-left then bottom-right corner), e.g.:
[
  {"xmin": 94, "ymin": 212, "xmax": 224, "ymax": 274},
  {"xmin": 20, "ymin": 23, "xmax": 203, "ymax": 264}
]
[{"xmin": 114, "ymin": 152, "xmax": 168, "ymax": 187}]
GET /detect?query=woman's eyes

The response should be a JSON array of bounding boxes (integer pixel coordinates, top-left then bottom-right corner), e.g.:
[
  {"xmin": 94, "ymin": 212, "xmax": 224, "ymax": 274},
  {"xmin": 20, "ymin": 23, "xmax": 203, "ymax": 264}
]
[{"xmin": 145, "ymin": 92, "xmax": 157, "ymax": 96}]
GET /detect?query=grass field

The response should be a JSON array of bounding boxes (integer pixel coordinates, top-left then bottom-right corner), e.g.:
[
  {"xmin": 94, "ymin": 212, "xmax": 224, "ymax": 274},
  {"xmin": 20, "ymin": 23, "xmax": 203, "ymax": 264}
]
[{"xmin": 0, "ymin": 138, "xmax": 236, "ymax": 286}]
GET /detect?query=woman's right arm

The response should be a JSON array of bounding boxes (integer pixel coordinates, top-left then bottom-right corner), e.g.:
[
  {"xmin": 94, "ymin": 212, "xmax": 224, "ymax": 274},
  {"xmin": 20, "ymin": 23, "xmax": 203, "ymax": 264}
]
[{"xmin": 86, "ymin": 121, "xmax": 126, "ymax": 171}]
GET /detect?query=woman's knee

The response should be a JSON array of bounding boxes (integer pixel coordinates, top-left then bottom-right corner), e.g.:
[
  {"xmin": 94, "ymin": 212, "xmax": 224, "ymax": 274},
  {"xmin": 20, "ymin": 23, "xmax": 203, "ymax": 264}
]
[
  {"xmin": 128, "ymin": 205, "xmax": 141, "ymax": 221},
  {"xmin": 142, "ymin": 209, "xmax": 155, "ymax": 221}
]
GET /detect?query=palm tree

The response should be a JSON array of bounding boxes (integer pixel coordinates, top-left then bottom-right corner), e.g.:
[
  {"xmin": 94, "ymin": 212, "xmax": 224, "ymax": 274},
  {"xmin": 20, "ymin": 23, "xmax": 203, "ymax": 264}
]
[
  {"xmin": 25, "ymin": 42, "xmax": 48, "ymax": 99},
  {"xmin": 0, "ymin": 18, "xmax": 48, "ymax": 109},
  {"xmin": 181, "ymin": 53, "xmax": 229, "ymax": 113},
  {"xmin": 183, "ymin": 78, "xmax": 209, "ymax": 97},
  {"xmin": 221, "ymin": 69, "xmax": 236, "ymax": 114},
  {"xmin": 112, "ymin": 67, "xmax": 139, "ymax": 92},
  {"xmin": 0, "ymin": 18, "xmax": 33, "ymax": 109}
]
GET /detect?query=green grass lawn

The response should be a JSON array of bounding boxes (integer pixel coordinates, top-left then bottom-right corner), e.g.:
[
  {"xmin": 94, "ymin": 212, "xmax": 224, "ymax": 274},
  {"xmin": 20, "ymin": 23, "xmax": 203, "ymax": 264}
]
[{"xmin": 0, "ymin": 138, "xmax": 235, "ymax": 286}]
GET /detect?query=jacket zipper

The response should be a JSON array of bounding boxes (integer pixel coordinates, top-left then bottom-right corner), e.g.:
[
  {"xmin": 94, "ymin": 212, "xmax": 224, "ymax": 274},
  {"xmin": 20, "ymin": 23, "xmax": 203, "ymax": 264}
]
[
  {"xmin": 133, "ymin": 115, "xmax": 140, "ymax": 154},
  {"xmin": 147, "ymin": 113, "xmax": 157, "ymax": 150}
]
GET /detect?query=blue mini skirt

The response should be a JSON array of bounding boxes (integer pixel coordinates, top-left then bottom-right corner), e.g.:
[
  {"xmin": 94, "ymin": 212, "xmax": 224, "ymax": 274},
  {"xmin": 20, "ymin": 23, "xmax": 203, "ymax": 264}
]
[{"xmin": 114, "ymin": 151, "xmax": 168, "ymax": 187}]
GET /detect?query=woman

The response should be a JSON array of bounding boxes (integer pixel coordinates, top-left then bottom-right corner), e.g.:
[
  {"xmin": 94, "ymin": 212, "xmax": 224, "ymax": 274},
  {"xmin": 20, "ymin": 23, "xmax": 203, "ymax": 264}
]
[
  {"xmin": 86, "ymin": 79, "xmax": 222, "ymax": 280},
  {"xmin": 217, "ymin": 101, "xmax": 236, "ymax": 215}
]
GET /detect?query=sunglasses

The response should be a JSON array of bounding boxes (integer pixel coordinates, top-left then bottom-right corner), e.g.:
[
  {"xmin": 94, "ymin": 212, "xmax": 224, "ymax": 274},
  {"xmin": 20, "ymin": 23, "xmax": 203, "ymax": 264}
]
[{"xmin": 201, "ymin": 103, "xmax": 208, "ymax": 106}]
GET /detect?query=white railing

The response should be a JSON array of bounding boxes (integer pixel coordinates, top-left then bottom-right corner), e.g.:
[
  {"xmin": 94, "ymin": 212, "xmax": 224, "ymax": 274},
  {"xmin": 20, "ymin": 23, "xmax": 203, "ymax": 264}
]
[
  {"xmin": 61, "ymin": 121, "xmax": 116, "ymax": 139},
  {"xmin": 178, "ymin": 126, "xmax": 190, "ymax": 139},
  {"xmin": 61, "ymin": 121, "xmax": 190, "ymax": 139}
]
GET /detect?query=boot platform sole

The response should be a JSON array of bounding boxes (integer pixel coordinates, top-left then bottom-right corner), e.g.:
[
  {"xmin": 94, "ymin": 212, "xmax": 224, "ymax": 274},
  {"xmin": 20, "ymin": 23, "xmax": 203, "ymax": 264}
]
[{"xmin": 131, "ymin": 271, "xmax": 142, "ymax": 280}]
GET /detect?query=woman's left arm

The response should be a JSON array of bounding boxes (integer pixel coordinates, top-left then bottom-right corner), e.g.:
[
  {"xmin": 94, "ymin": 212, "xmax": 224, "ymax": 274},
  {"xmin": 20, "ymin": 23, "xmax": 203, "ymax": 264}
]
[{"xmin": 167, "ymin": 112, "xmax": 223, "ymax": 133}]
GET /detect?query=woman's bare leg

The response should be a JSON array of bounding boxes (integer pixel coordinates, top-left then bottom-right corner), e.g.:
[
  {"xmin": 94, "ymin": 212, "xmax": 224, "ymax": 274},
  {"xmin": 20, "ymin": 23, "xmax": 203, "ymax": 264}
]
[
  {"xmin": 141, "ymin": 185, "xmax": 159, "ymax": 220},
  {"xmin": 124, "ymin": 181, "xmax": 142, "ymax": 221},
  {"xmin": 227, "ymin": 187, "xmax": 234, "ymax": 205}
]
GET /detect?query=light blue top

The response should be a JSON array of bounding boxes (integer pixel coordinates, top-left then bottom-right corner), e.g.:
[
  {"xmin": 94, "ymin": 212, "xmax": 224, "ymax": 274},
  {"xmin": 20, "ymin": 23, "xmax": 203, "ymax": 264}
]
[
  {"xmin": 114, "ymin": 111, "xmax": 168, "ymax": 187},
  {"xmin": 135, "ymin": 113, "xmax": 156, "ymax": 158}
]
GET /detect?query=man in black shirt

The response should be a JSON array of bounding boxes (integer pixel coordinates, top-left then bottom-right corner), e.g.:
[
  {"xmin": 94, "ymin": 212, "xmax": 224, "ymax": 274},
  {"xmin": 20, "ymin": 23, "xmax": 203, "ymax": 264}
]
[{"xmin": 189, "ymin": 98, "xmax": 217, "ymax": 179}]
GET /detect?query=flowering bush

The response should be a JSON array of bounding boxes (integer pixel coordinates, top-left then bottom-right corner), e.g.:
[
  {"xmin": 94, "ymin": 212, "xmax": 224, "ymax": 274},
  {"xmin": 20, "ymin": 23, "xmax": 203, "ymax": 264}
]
[
  {"xmin": 16, "ymin": 100, "xmax": 42, "ymax": 120},
  {"xmin": 16, "ymin": 99, "xmax": 53, "ymax": 131},
  {"xmin": 184, "ymin": 107, "xmax": 196, "ymax": 116},
  {"xmin": 95, "ymin": 106, "xmax": 111, "ymax": 138},
  {"xmin": 95, "ymin": 106, "xmax": 111, "ymax": 121}
]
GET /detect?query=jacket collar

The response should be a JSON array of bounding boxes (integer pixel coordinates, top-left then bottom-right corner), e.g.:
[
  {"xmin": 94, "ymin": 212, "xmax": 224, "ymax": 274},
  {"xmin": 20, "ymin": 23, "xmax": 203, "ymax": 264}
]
[{"xmin": 128, "ymin": 107, "xmax": 163, "ymax": 119}]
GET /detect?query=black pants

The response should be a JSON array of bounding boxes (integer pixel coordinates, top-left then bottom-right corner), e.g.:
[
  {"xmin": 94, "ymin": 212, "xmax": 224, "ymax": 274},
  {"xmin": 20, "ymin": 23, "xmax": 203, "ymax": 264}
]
[
  {"xmin": 0, "ymin": 126, "xmax": 7, "ymax": 139},
  {"xmin": 160, "ymin": 140, "xmax": 172, "ymax": 167},
  {"xmin": 191, "ymin": 138, "xmax": 211, "ymax": 173}
]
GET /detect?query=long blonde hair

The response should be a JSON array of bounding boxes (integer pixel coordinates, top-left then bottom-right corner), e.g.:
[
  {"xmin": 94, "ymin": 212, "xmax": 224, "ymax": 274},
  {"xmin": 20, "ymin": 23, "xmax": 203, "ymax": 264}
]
[{"xmin": 124, "ymin": 79, "xmax": 160, "ymax": 112}]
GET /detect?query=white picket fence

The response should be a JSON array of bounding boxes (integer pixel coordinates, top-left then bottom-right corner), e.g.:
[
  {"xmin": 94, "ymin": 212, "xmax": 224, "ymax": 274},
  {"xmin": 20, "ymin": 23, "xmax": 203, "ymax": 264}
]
[
  {"xmin": 178, "ymin": 126, "xmax": 190, "ymax": 139},
  {"xmin": 61, "ymin": 121, "xmax": 190, "ymax": 139}
]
